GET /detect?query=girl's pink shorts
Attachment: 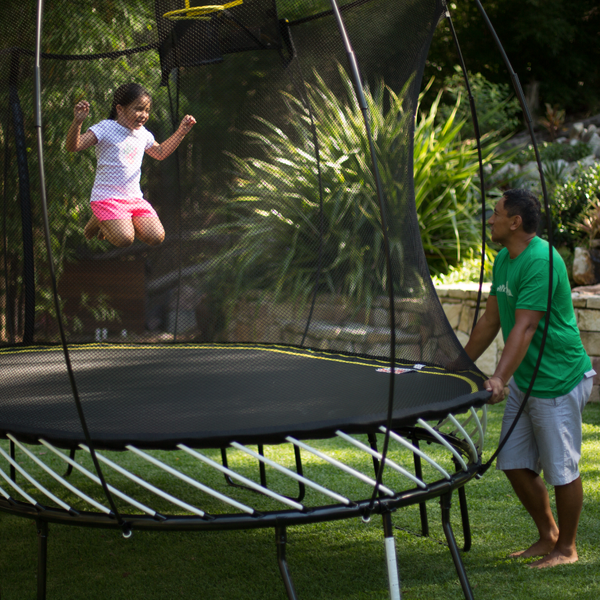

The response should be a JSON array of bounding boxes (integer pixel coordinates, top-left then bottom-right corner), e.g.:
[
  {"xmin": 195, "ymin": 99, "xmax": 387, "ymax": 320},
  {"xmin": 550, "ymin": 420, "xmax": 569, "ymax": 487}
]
[{"xmin": 90, "ymin": 198, "xmax": 158, "ymax": 221}]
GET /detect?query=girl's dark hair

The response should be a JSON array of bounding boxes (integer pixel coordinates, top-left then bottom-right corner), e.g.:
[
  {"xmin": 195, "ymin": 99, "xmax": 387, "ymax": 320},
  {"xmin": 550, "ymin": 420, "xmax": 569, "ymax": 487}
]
[
  {"xmin": 108, "ymin": 83, "xmax": 151, "ymax": 120},
  {"xmin": 502, "ymin": 188, "xmax": 541, "ymax": 234}
]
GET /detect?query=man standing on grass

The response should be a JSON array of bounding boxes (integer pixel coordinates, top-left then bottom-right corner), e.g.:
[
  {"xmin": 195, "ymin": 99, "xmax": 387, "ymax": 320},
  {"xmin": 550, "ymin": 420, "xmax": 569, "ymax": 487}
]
[{"xmin": 463, "ymin": 188, "xmax": 595, "ymax": 568}]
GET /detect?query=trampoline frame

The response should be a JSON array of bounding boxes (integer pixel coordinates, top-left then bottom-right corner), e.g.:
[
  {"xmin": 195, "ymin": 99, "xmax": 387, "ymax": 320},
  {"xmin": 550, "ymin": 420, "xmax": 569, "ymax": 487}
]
[
  {"xmin": 0, "ymin": 404, "xmax": 486, "ymax": 600},
  {"xmin": 2, "ymin": 0, "xmax": 542, "ymax": 597}
]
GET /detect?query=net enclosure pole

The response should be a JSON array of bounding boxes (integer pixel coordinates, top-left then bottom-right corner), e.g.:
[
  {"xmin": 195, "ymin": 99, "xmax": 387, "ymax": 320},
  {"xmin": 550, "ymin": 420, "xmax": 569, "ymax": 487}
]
[
  {"xmin": 327, "ymin": 0, "xmax": 397, "ymax": 515},
  {"xmin": 33, "ymin": 0, "xmax": 124, "ymax": 527},
  {"xmin": 383, "ymin": 511, "xmax": 401, "ymax": 600}
]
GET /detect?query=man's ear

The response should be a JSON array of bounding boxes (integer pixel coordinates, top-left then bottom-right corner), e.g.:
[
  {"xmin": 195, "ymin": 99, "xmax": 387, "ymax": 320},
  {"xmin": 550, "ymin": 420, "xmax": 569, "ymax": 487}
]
[{"xmin": 510, "ymin": 214, "xmax": 523, "ymax": 231}]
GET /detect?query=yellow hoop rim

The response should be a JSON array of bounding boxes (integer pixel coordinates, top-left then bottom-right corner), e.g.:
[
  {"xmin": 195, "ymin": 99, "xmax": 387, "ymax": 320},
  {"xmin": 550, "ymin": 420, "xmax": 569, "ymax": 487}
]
[{"xmin": 163, "ymin": 0, "xmax": 243, "ymax": 20}]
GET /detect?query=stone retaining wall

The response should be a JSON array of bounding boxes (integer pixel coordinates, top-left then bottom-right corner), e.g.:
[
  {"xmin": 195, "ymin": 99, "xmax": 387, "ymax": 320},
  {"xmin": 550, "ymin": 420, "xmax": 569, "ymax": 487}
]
[
  {"xmin": 436, "ymin": 283, "xmax": 600, "ymax": 402},
  {"xmin": 225, "ymin": 285, "xmax": 600, "ymax": 402}
]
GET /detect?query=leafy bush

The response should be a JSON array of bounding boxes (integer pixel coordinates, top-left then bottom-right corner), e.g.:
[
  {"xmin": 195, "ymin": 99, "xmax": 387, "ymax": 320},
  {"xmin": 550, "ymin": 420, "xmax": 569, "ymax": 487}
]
[
  {"xmin": 209, "ymin": 66, "xmax": 513, "ymax": 312},
  {"xmin": 545, "ymin": 163, "xmax": 600, "ymax": 250},
  {"xmin": 515, "ymin": 141, "xmax": 593, "ymax": 165},
  {"xmin": 437, "ymin": 67, "xmax": 521, "ymax": 138},
  {"xmin": 431, "ymin": 248, "xmax": 496, "ymax": 285}
]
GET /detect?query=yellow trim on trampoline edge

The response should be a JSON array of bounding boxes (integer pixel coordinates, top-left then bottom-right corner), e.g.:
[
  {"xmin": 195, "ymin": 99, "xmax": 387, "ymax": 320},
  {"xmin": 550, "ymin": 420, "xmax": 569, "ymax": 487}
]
[{"xmin": 0, "ymin": 342, "xmax": 481, "ymax": 393}]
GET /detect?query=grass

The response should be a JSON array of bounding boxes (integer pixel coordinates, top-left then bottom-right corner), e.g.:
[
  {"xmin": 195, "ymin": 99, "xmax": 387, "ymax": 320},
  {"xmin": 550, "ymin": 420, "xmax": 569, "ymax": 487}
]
[{"xmin": 0, "ymin": 402, "xmax": 599, "ymax": 599}]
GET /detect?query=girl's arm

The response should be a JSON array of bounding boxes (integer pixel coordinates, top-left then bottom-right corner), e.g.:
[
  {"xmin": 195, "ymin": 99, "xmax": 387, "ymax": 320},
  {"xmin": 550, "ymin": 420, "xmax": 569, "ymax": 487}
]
[
  {"xmin": 65, "ymin": 101, "xmax": 97, "ymax": 152},
  {"xmin": 145, "ymin": 115, "xmax": 196, "ymax": 161}
]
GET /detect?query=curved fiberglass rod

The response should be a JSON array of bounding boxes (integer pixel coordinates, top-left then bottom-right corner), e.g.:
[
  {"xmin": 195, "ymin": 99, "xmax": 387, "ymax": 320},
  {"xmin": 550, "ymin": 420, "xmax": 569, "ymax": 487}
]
[
  {"xmin": 327, "ymin": 0, "xmax": 397, "ymax": 515},
  {"xmin": 470, "ymin": 0, "xmax": 554, "ymax": 475},
  {"xmin": 34, "ymin": 0, "xmax": 125, "ymax": 528}
]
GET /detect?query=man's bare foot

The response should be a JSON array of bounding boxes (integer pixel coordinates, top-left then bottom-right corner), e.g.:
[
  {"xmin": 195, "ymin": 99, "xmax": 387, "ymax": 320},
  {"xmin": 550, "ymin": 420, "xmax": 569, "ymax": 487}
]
[
  {"xmin": 528, "ymin": 548, "xmax": 578, "ymax": 569},
  {"xmin": 84, "ymin": 215, "xmax": 101, "ymax": 240},
  {"xmin": 509, "ymin": 537, "xmax": 557, "ymax": 559}
]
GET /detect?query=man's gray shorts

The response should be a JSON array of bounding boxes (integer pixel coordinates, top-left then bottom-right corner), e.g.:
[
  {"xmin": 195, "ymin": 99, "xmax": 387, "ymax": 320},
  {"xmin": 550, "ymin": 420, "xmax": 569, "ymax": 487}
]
[{"xmin": 496, "ymin": 374, "xmax": 594, "ymax": 486}]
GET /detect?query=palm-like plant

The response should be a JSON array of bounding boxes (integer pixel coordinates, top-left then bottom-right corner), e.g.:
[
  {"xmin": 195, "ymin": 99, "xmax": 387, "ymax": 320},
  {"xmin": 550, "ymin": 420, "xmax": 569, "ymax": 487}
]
[{"xmin": 207, "ymin": 66, "xmax": 511, "ymax": 313}]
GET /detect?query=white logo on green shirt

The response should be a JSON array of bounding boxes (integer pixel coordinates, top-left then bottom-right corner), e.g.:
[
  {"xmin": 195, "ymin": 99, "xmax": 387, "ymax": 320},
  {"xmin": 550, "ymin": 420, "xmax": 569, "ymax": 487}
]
[{"xmin": 496, "ymin": 282, "xmax": 513, "ymax": 297}]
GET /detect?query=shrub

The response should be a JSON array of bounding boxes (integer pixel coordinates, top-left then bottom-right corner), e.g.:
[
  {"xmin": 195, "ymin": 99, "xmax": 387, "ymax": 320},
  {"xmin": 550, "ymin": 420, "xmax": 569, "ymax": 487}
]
[
  {"xmin": 209, "ymin": 66, "xmax": 513, "ymax": 312},
  {"xmin": 437, "ymin": 67, "xmax": 521, "ymax": 139},
  {"xmin": 545, "ymin": 163, "xmax": 600, "ymax": 250},
  {"xmin": 515, "ymin": 141, "xmax": 593, "ymax": 166}
]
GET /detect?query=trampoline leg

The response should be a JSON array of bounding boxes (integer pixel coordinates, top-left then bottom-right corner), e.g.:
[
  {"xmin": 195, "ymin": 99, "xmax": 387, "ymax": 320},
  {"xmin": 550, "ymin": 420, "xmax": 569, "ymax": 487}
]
[
  {"xmin": 411, "ymin": 437, "xmax": 429, "ymax": 537},
  {"xmin": 382, "ymin": 512, "xmax": 401, "ymax": 600},
  {"xmin": 275, "ymin": 526, "xmax": 298, "ymax": 600},
  {"xmin": 457, "ymin": 484, "xmax": 472, "ymax": 552},
  {"xmin": 36, "ymin": 520, "xmax": 49, "ymax": 600},
  {"xmin": 440, "ymin": 493, "xmax": 474, "ymax": 600},
  {"xmin": 63, "ymin": 448, "xmax": 76, "ymax": 478},
  {"xmin": 10, "ymin": 440, "xmax": 16, "ymax": 482}
]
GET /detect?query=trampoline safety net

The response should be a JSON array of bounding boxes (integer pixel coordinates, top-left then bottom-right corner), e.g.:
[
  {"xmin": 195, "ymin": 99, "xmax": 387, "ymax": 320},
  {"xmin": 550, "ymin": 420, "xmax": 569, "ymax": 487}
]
[{"xmin": 0, "ymin": 0, "xmax": 488, "ymax": 450}]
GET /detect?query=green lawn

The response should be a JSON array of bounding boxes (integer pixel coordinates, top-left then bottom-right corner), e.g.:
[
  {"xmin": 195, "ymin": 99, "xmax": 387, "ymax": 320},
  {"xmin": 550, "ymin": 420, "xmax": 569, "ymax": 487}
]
[{"xmin": 1, "ymin": 402, "xmax": 599, "ymax": 600}]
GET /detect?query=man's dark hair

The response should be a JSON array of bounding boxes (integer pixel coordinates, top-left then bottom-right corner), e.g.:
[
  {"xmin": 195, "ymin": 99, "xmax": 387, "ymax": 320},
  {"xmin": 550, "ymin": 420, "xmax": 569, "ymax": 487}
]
[{"xmin": 502, "ymin": 188, "xmax": 541, "ymax": 234}]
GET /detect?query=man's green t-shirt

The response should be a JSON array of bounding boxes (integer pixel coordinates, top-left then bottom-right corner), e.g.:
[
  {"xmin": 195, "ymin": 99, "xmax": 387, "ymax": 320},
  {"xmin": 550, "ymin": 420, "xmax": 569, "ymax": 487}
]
[{"xmin": 490, "ymin": 236, "xmax": 591, "ymax": 397}]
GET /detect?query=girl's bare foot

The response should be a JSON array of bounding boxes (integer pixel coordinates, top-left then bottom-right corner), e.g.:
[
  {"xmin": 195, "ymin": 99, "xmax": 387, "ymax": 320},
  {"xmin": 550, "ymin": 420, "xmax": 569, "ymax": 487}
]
[{"xmin": 84, "ymin": 215, "xmax": 101, "ymax": 240}]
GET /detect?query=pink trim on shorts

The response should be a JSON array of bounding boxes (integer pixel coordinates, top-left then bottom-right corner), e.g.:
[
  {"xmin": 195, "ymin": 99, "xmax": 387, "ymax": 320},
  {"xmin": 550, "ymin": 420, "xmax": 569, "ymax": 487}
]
[{"xmin": 90, "ymin": 198, "xmax": 158, "ymax": 221}]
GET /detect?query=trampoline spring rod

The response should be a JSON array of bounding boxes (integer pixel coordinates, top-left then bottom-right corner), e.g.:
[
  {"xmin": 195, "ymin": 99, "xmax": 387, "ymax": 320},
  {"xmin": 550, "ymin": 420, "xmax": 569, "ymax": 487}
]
[
  {"xmin": 126, "ymin": 445, "xmax": 254, "ymax": 515},
  {"xmin": 7, "ymin": 434, "xmax": 111, "ymax": 515},
  {"xmin": 0, "ymin": 464, "xmax": 38, "ymax": 505},
  {"xmin": 446, "ymin": 417, "xmax": 478, "ymax": 464},
  {"xmin": 0, "ymin": 481, "xmax": 12, "ymax": 501},
  {"xmin": 79, "ymin": 445, "xmax": 205, "ymax": 517},
  {"xmin": 0, "ymin": 446, "xmax": 72, "ymax": 512},
  {"xmin": 471, "ymin": 406, "xmax": 486, "ymax": 444},
  {"xmin": 335, "ymin": 431, "xmax": 427, "ymax": 490},
  {"xmin": 177, "ymin": 444, "xmax": 301, "ymax": 511},
  {"xmin": 39, "ymin": 439, "xmax": 157, "ymax": 517},
  {"xmin": 284, "ymin": 437, "xmax": 394, "ymax": 498},
  {"xmin": 378, "ymin": 428, "xmax": 451, "ymax": 481},
  {"xmin": 416, "ymin": 420, "xmax": 469, "ymax": 472},
  {"xmin": 232, "ymin": 441, "xmax": 349, "ymax": 506}
]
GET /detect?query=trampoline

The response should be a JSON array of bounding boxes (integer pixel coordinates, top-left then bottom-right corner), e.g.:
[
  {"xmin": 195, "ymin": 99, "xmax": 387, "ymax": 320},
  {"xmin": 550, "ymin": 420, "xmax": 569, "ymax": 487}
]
[{"xmin": 0, "ymin": 0, "xmax": 549, "ymax": 598}]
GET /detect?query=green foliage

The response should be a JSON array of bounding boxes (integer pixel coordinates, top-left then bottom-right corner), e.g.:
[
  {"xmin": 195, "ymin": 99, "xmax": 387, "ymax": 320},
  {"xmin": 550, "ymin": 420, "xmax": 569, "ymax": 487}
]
[
  {"xmin": 427, "ymin": 0, "xmax": 600, "ymax": 114},
  {"xmin": 431, "ymin": 248, "xmax": 496, "ymax": 285},
  {"xmin": 414, "ymin": 81, "xmax": 515, "ymax": 273},
  {"xmin": 1, "ymin": 0, "xmax": 157, "ymax": 341},
  {"xmin": 208, "ymin": 66, "xmax": 512, "ymax": 316},
  {"xmin": 437, "ymin": 67, "xmax": 521, "ymax": 138},
  {"xmin": 545, "ymin": 163, "xmax": 600, "ymax": 250},
  {"xmin": 515, "ymin": 141, "xmax": 593, "ymax": 166}
]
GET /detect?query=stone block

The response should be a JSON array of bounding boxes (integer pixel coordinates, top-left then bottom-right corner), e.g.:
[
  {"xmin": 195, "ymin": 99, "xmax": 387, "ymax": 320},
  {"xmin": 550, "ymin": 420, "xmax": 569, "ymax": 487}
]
[
  {"xmin": 572, "ymin": 297, "xmax": 588, "ymax": 308},
  {"xmin": 447, "ymin": 289, "xmax": 470, "ymax": 300},
  {"xmin": 578, "ymin": 309, "xmax": 600, "ymax": 331},
  {"xmin": 371, "ymin": 308, "xmax": 389, "ymax": 327},
  {"xmin": 591, "ymin": 357, "xmax": 600, "ymax": 384},
  {"xmin": 369, "ymin": 343, "xmax": 389, "ymax": 358},
  {"xmin": 588, "ymin": 385, "xmax": 600, "ymax": 403},
  {"xmin": 585, "ymin": 296, "xmax": 600, "ymax": 310},
  {"xmin": 475, "ymin": 341, "xmax": 498, "ymax": 377},
  {"xmin": 442, "ymin": 302, "xmax": 462, "ymax": 329},
  {"xmin": 579, "ymin": 331, "xmax": 600, "ymax": 356},
  {"xmin": 455, "ymin": 330, "xmax": 469, "ymax": 348},
  {"xmin": 458, "ymin": 305, "xmax": 476, "ymax": 334}
]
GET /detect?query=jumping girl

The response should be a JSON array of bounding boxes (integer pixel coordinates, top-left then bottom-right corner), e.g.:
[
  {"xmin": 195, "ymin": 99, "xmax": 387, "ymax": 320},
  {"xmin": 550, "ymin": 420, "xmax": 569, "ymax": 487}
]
[{"xmin": 66, "ymin": 82, "xmax": 196, "ymax": 248}]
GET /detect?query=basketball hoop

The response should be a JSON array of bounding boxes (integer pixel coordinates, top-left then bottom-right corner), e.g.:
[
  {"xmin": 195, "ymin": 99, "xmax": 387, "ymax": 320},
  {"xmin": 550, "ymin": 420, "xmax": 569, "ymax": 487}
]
[{"xmin": 163, "ymin": 0, "xmax": 244, "ymax": 21}]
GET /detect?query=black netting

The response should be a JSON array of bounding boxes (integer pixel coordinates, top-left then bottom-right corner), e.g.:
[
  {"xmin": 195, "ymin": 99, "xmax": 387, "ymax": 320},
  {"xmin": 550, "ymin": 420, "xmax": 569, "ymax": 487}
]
[{"xmin": 0, "ymin": 0, "xmax": 486, "ymax": 449}]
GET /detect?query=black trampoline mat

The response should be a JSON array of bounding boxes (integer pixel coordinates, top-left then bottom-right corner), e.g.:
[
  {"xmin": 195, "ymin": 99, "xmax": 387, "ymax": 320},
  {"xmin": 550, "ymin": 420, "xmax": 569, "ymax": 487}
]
[{"xmin": 0, "ymin": 344, "xmax": 488, "ymax": 449}]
